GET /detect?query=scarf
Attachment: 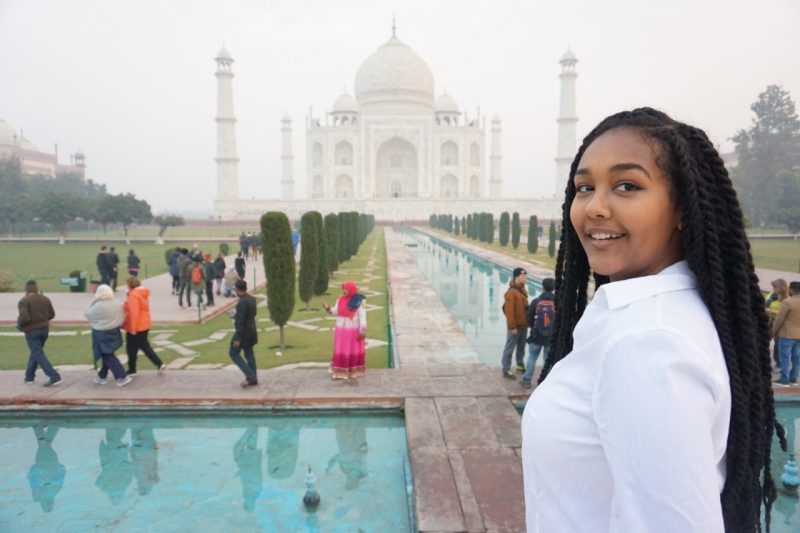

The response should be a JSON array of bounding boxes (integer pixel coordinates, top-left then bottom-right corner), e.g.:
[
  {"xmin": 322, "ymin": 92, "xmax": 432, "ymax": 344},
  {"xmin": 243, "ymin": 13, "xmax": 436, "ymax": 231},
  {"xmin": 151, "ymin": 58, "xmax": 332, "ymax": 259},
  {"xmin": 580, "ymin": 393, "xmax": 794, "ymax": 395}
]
[{"xmin": 337, "ymin": 281, "xmax": 363, "ymax": 319}]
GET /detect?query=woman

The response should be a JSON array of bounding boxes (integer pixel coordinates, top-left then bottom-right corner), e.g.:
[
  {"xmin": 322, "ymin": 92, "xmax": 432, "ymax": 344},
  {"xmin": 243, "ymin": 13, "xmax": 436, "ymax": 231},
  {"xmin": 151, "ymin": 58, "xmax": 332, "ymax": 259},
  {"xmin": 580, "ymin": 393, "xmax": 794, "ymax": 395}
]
[
  {"xmin": 323, "ymin": 281, "xmax": 367, "ymax": 380},
  {"xmin": 522, "ymin": 108, "xmax": 785, "ymax": 533},
  {"xmin": 213, "ymin": 252, "xmax": 226, "ymax": 295},
  {"xmin": 122, "ymin": 276, "xmax": 165, "ymax": 375},
  {"xmin": 127, "ymin": 249, "xmax": 141, "ymax": 277},
  {"xmin": 767, "ymin": 278, "xmax": 789, "ymax": 368},
  {"xmin": 84, "ymin": 284, "xmax": 131, "ymax": 387}
]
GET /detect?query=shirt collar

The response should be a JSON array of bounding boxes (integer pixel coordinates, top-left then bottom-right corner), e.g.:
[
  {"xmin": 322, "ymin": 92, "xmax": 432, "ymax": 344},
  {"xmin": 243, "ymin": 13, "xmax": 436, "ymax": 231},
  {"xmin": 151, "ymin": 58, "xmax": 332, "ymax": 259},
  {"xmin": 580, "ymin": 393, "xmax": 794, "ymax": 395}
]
[{"xmin": 598, "ymin": 261, "xmax": 697, "ymax": 310}]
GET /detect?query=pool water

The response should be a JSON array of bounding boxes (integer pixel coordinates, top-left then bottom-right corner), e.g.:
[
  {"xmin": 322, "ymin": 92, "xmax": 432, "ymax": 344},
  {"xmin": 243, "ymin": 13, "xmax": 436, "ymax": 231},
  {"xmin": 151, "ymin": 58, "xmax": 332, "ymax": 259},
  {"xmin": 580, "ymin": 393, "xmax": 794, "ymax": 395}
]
[
  {"xmin": 771, "ymin": 401, "xmax": 800, "ymax": 531},
  {"xmin": 0, "ymin": 410, "xmax": 412, "ymax": 532},
  {"xmin": 402, "ymin": 229, "xmax": 543, "ymax": 367}
]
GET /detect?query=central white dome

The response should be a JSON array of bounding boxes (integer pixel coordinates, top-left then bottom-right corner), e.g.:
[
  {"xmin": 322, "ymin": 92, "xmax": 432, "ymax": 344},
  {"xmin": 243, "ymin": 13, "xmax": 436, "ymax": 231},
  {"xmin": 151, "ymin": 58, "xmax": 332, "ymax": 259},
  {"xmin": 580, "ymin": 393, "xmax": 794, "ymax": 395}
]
[{"xmin": 355, "ymin": 37, "xmax": 434, "ymax": 110}]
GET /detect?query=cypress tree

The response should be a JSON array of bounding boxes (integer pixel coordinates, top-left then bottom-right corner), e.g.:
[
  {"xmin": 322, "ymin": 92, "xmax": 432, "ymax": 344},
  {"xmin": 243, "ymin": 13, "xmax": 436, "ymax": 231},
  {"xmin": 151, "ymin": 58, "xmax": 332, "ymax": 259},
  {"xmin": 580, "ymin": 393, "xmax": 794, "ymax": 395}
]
[
  {"xmin": 454, "ymin": 217, "xmax": 460, "ymax": 235},
  {"xmin": 499, "ymin": 212, "xmax": 510, "ymax": 246},
  {"xmin": 298, "ymin": 212, "xmax": 319, "ymax": 310},
  {"xmin": 511, "ymin": 212, "xmax": 521, "ymax": 249},
  {"xmin": 337, "ymin": 211, "xmax": 349, "ymax": 262},
  {"xmin": 548, "ymin": 220, "xmax": 556, "ymax": 258},
  {"xmin": 430, "ymin": 214, "xmax": 436, "ymax": 228},
  {"xmin": 312, "ymin": 211, "xmax": 328, "ymax": 296},
  {"xmin": 487, "ymin": 213, "xmax": 495, "ymax": 244},
  {"xmin": 324, "ymin": 213, "xmax": 339, "ymax": 275},
  {"xmin": 261, "ymin": 211, "xmax": 295, "ymax": 350},
  {"xmin": 528, "ymin": 215, "xmax": 539, "ymax": 254},
  {"xmin": 348, "ymin": 211, "xmax": 359, "ymax": 256},
  {"xmin": 466, "ymin": 214, "xmax": 472, "ymax": 237}
]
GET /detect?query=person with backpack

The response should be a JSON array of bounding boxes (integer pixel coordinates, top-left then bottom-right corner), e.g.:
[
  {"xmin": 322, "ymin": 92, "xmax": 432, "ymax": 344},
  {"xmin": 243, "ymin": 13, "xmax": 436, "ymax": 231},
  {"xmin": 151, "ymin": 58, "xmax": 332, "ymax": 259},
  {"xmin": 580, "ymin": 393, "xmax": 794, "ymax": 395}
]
[
  {"xmin": 190, "ymin": 258, "xmax": 206, "ymax": 310},
  {"xmin": 202, "ymin": 253, "xmax": 216, "ymax": 307},
  {"xmin": 521, "ymin": 277, "xmax": 555, "ymax": 388},
  {"xmin": 501, "ymin": 267, "xmax": 529, "ymax": 379}
]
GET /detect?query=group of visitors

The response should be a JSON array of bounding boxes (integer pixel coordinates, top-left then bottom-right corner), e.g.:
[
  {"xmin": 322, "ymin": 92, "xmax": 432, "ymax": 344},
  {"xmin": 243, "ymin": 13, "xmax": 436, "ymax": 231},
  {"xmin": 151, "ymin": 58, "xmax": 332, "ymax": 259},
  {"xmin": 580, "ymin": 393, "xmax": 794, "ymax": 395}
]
[
  {"xmin": 767, "ymin": 278, "xmax": 800, "ymax": 386},
  {"xmin": 239, "ymin": 231, "xmax": 261, "ymax": 260},
  {"xmin": 166, "ymin": 245, "xmax": 235, "ymax": 310},
  {"xmin": 95, "ymin": 246, "xmax": 141, "ymax": 290}
]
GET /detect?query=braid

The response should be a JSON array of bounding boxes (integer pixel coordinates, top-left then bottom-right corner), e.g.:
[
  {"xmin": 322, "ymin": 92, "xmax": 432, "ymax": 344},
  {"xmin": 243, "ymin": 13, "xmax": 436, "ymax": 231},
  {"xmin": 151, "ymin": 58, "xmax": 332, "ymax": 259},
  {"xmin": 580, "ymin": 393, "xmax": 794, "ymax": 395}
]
[{"xmin": 539, "ymin": 107, "xmax": 786, "ymax": 531}]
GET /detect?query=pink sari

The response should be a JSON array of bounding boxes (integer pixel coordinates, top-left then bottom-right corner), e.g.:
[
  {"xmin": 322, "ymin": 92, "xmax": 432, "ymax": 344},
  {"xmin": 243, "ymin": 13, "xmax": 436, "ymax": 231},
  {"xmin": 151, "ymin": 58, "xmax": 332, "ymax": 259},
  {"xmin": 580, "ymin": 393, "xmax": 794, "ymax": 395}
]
[{"xmin": 330, "ymin": 282, "xmax": 366, "ymax": 379}]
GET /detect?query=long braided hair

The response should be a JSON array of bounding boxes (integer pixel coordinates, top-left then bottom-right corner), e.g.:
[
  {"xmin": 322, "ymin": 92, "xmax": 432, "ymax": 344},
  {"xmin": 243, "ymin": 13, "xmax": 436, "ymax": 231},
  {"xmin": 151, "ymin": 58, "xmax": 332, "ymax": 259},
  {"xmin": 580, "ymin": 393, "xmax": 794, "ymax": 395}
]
[{"xmin": 538, "ymin": 107, "xmax": 787, "ymax": 532}]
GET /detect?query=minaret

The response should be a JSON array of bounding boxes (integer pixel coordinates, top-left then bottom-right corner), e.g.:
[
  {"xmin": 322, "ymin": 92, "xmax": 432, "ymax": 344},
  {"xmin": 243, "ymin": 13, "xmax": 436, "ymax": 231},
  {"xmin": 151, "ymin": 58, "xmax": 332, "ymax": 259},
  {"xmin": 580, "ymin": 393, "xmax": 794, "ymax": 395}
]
[
  {"xmin": 215, "ymin": 45, "xmax": 239, "ymax": 203},
  {"xmin": 489, "ymin": 114, "xmax": 503, "ymax": 199},
  {"xmin": 281, "ymin": 114, "xmax": 294, "ymax": 200},
  {"xmin": 555, "ymin": 48, "xmax": 578, "ymax": 196}
]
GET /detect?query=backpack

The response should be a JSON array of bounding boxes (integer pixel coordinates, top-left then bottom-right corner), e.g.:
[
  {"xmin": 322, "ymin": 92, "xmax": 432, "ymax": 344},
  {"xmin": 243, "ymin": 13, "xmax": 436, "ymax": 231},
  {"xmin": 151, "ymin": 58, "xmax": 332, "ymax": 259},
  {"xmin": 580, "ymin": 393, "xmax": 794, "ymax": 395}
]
[
  {"xmin": 191, "ymin": 265, "xmax": 203, "ymax": 284},
  {"xmin": 532, "ymin": 300, "xmax": 555, "ymax": 338}
]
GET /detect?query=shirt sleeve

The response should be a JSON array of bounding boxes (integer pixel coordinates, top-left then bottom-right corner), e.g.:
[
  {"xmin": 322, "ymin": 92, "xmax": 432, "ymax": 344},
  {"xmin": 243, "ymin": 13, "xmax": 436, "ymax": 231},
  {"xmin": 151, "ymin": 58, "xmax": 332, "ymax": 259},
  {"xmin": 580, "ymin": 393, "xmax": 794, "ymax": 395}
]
[
  {"xmin": 772, "ymin": 300, "xmax": 790, "ymax": 337},
  {"xmin": 329, "ymin": 297, "xmax": 340, "ymax": 316},
  {"xmin": 593, "ymin": 328, "xmax": 725, "ymax": 533},
  {"xmin": 358, "ymin": 300, "xmax": 367, "ymax": 333}
]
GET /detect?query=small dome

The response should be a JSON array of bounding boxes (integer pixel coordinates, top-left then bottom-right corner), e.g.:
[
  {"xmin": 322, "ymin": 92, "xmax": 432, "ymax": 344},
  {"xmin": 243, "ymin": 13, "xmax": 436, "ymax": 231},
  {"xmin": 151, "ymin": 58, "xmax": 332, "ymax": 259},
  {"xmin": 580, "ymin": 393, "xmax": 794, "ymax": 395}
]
[
  {"xmin": 434, "ymin": 93, "xmax": 459, "ymax": 113},
  {"xmin": 0, "ymin": 119, "xmax": 17, "ymax": 146},
  {"xmin": 19, "ymin": 134, "xmax": 38, "ymax": 151},
  {"xmin": 332, "ymin": 93, "xmax": 360, "ymax": 113},
  {"xmin": 355, "ymin": 36, "xmax": 434, "ymax": 110},
  {"xmin": 216, "ymin": 45, "xmax": 233, "ymax": 61},
  {"xmin": 560, "ymin": 48, "xmax": 577, "ymax": 63}
]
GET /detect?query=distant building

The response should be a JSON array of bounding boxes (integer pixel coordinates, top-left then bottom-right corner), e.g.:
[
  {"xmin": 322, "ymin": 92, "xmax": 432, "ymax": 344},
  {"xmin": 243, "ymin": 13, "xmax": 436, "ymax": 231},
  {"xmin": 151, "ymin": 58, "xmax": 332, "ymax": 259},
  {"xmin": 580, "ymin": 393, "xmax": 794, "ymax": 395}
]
[{"xmin": 0, "ymin": 118, "xmax": 85, "ymax": 179}]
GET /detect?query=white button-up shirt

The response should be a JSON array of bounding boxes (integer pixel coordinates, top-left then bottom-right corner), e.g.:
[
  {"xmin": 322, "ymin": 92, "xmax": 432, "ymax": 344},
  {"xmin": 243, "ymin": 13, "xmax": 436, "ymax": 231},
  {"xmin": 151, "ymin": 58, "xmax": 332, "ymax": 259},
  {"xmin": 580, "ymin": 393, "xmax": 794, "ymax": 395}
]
[{"xmin": 522, "ymin": 261, "xmax": 731, "ymax": 532}]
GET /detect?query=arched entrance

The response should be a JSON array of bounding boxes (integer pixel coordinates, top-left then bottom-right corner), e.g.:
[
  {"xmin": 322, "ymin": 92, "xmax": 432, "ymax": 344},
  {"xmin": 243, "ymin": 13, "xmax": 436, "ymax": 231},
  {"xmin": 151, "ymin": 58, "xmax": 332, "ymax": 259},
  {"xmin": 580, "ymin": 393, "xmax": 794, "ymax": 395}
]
[
  {"xmin": 375, "ymin": 137, "xmax": 418, "ymax": 198},
  {"xmin": 336, "ymin": 174, "xmax": 354, "ymax": 198},
  {"xmin": 441, "ymin": 174, "xmax": 458, "ymax": 198}
]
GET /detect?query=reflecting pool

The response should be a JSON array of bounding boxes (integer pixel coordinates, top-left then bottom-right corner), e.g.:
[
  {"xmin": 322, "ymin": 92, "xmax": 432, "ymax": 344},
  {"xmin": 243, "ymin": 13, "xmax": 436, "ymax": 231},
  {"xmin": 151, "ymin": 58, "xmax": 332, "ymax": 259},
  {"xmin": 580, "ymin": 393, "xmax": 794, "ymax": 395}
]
[
  {"xmin": 0, "ymin": 410, "xmax": 412, "ymax": 532},
  {"xmin": 401, "ymin": 229, "xmax": 542, "ymax": 367},
  {"xmin": 771, "ymin": 401, "xmax": 800, "ymax": 531}
]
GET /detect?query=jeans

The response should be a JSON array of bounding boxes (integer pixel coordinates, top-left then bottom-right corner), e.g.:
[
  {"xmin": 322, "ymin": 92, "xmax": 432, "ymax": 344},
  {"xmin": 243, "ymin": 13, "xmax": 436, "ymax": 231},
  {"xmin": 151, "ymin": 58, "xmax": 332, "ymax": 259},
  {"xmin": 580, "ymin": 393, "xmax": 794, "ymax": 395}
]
[
  {"xmin": 205, "ymin": 281, "xmax": 214, "ymax": 305},
  {"xmin": 24, "ymin": 328, "xmax": 60, "ymax": 382},
  {"xmin": 171, "ymin": 274, "xmax": 180, "ymax": 293},
  {"xmin": 178, "ymin": 279, "xmax": 191, "ymax": 307},
  {"xmin": 215, "ymin": 277, "xmax": 223, "ymax": 293},
  {"xmin": 98, "ymin": 353, "xmax": 127, "ymax": 380},
  {"xmin": 778, "ymin": 337, "xmax": 800, "ymax": 383},
  {"xmin": 501, "ymin": 327, "xmax": 527, "ymax": 373},
  {"xmin": 229, "ymin": 343, "xmax": 257, "ymax": 383},
  {"xmin": 126, "ymin": 330, "xmax": 163, "ymax": 373},
  {"xmin": 523, "ymin": 341, "xmax": 550, "ymax": 382}
]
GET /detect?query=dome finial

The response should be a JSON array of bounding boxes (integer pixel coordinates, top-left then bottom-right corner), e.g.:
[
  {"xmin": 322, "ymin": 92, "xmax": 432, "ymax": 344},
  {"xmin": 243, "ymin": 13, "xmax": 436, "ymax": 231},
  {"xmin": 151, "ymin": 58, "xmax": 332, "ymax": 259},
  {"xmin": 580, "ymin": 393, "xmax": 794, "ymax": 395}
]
[{"xmin": 392, "ymin": 14, "xmax": 396, "ymax": 38}]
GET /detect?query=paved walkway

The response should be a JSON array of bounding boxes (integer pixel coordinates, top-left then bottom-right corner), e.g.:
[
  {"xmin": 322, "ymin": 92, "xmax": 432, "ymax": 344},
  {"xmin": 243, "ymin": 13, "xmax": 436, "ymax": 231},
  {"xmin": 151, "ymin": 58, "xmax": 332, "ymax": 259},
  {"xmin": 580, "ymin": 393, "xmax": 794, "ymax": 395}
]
[{"xmin": 0, "ymin": 254, "xmax": 266, "ymax": 325}]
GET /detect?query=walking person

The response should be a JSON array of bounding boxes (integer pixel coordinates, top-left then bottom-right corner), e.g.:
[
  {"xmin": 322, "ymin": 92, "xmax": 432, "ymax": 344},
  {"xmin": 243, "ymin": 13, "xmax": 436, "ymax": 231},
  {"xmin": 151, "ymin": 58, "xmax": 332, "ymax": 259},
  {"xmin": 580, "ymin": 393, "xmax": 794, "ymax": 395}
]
[
  {"xmin": 501, "ymin": 267, "xmax": 528, "ymax": 379},
  {"xmin": 771, "ymin": 280, "xmax": 800, "ymax": 386},
  {"xmin": 96, "ymin": 245, "xmax": 111, "ymax": 285},
  {"xmin": 168, "ymin": 247, "xmax": 181, "ymax": 295},
  {"xmin": 17, "ymin": 280, "xmax": 61, "ymax": 387},
  {"xmin": 229, "ymin": 279, "xmax": 258, "ymax": 387},
  {"xmin": 108, "ymin": 247, "xmax": 120, "ymax": 290},
  {"xmin": 190, "ymin": 258, "xmax": 206, "ymax": 310},
  {"xmin": 766, "ymin": 278, "xmax": 789, "ymax": 368},
  {"xmin": 521, "ymin": 277, "xmax": 555, "ymax": 388},
  {"xmin": 239, "ymin": 231, "xmax": 248, "ymax": 257},
  {"xmin": 213, "ymin": 252, "xmax": 226, "ymax": 295},
  {"xmin": 234, "ymin": 251, "xmax": 246, "ymax": 280},
  {"xmin": 177, "ymin": 248, "xmax": 192, "ymax": 308},
  {"xmin": 127, "ymin": 249, "xmax": 141, "ymax": 277},
  {"xmin": 521, "ymin": 108, "xmax": 786, "ymax": 531},
  {"xmin": 203, "ymin": 253, "xmax": 216, "ymax": 307},
  {"xmin": 122, "ymin": 276, "xmax": 166, "ymax": 376},
  {"xmin": 322, "ymin": 281, "xmax": 367, "ymax": 380},
  {"xmin": 84, "ymin": 284, "xmax": 131, "ymax": 387}
]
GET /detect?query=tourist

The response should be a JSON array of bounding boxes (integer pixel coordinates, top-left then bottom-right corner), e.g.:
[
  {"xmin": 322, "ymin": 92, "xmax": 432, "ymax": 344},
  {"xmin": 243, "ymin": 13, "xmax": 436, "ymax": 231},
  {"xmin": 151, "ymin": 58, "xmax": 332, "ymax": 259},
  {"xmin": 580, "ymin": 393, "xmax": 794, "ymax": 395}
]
[
  {"xmin": 322, "ymin": 281, "xmax": 367, "ymax": 380},
  {"xmin": 190, "ymin": 243, "xmax": 202, "ymax": 263},
  {"xmin": 108, "ymin": 246, "xmax": 120, "ymax": 290},
  {"xmin": 168, "ymin": 247, "xmax": 181, "ymax": 295},
  {"xmin": 190, "ymin": 258, "xmax": 207, "ymax": 310},
  {"xmin": 122, "ymin": 276, "xmax": 166, "ymax": 375},
  {"xmin": 521, "ymin": 108, "xmax": 785, "ymax": 531},
  {"xmin": 771, "ymin": 281, "xmax": 800, "ymax": 386},
  {"xmin": 213, "ymin": 252, "xmax": 226, "ymax": 295},
  {"xmin": 248, "ymin": 232, "xmax": 260, "ymax": 261},
  {"xmin": 229, "ymin": 279, "xmax": 258, "ymax": 387},
  {"xmin": 177, "ymin": 248, "xmax": 192, "ymax": 308},
  {"xmin": 223, "ymin": 266, "xmax": 239, "ymax": 297},
  {"xmin": 127, "ymin": 249, "xmax": 141, "ymax": 277},
  {"xmin": 84, "ymin": 284, "xmax": 131, "ymax": 387},
  {"xmin": 17, "ymin": 280, "xmax": 61, "ymax": 387},
  {"xmin": 234, "ymin": 251, "xmax": 246, "ymax": 280},
  {"xmin": 521, "ymin": 277, "xmax": 555, "ymax": 388},
  {"xmin": 501, "ymin": 267, "xmax": 528, "ymax": 379},
  {"xmin": 203, "ymin": 252, "xmax": 216, "ymax": 307},
  {"xmin": 766, "ymin": 278, "xmax": 789, "ymax": 368},
  {"xmin": 96, "ymin": 245, "xmax": 111, "ymax": 285},
  {"xmin": 239, "ymin": 231, "xmax": 248, "ymax": 256},
  {"xmin": 27, "ymin": 425, "xmax": 64, "ymax": 512}
]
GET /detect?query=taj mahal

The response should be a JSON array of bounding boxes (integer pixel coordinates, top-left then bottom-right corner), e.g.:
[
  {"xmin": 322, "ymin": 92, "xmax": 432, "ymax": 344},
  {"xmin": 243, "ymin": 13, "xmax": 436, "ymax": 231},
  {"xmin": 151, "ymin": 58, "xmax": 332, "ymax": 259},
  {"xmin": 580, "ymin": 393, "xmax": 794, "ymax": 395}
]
[{"xmin": 213, "ymin": 28, "xmax": 577, "ymax": 222}]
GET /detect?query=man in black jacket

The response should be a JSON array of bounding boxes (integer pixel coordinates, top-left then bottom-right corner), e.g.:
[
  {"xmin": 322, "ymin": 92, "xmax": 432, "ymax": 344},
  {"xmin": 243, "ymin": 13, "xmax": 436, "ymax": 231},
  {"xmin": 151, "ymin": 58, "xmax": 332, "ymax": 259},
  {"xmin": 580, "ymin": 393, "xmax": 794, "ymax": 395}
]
[
  {"xmin": 521, "ymin": 277, "xmax": 555, "ymax": 388},
  {"xmin": 108, "ymin": 247, "xmax": 120, "ymax": 290},
  {"xmin": 96, "ymin": 246, "xmax": 111, "ymax": 285},
  {"xmin": 229, "ymin": 279, "xmax": 258, "ymax": 387},
  {"xmin": 17, "ymin": 280, "xmax": 61, "ymax": 387}
]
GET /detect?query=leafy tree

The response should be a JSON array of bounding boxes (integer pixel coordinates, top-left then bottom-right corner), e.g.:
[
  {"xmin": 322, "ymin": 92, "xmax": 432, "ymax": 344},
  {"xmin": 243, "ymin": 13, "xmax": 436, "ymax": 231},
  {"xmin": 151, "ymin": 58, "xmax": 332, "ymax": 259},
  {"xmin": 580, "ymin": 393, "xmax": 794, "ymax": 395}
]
[
  {"xmin": 312, "ymin": 211, "xmax": 328, "ymax": 296},
  {"xmin": 499, "ymin": 212, "xmax": 510, "ymax": 246},
  {"xmin": 324, "ymin": 213, "xmax": 340, "ymax": 275},
  {"xmin": 298, "ymin": 212, "xmax": 319, "ymax": 310},
  {"xmin": 732, "ymin": 85, "xmax": 800, "ymax": 226},
  {"xmin": 511, "ymin": 212, "xmax": 521, "ymax": 249},
  {"xmin": 36, "ymin": 192, "xmax": 85, "ymax": 239},
  {"xmin": 261, "ymin": 212, "xmax": 295, "ymax": 349},
  {"xmin": 0, "ymin": 193, "xmax": 32, "ymax": 234},
  {"xmin": 153, "ymin": 214, "xmax": 185, "ymax": 238},
  {"xmin": 778, "ymin": 208, "xmax": 800, "ymax": 234},
  {"xmin": 548, "ymin": 221, "xmax": 557, "ymax": 258},
  {"xmin": 528, "ymin": 215, "xmax": 539, "ymax": 253},
  {"xmin": 0, "ymin": 156, "xmax": 24, "ymax": 196},
  {"xmin": 92, "ymin": 195, "xmax": 117, "ymax": 233}
]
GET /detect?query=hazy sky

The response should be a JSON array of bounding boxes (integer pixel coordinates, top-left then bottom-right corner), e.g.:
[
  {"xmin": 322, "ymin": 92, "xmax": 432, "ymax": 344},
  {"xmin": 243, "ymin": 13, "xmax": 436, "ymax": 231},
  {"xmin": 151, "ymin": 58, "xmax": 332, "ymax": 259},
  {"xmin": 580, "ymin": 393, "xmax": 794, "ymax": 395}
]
[{"xmin": 1, "ymin": 0, "xmax": 799, "ymax": 214}]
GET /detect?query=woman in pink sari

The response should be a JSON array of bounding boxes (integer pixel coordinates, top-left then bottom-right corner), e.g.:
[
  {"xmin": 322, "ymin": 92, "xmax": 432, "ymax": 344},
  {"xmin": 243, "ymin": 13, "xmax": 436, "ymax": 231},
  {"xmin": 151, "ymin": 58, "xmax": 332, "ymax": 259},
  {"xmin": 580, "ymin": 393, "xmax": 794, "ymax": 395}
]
[{"xmin": 323, "ymin": 281, "xmax": 367, "ymax": 380}]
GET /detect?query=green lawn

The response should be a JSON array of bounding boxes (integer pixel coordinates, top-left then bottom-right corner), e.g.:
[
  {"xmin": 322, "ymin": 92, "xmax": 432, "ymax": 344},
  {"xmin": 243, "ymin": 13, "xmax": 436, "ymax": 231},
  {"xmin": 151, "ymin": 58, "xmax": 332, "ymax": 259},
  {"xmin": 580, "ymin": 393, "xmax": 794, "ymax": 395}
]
[{"xmin": 0, "ymin": 229, "xmax": 390, "ymax": 371}]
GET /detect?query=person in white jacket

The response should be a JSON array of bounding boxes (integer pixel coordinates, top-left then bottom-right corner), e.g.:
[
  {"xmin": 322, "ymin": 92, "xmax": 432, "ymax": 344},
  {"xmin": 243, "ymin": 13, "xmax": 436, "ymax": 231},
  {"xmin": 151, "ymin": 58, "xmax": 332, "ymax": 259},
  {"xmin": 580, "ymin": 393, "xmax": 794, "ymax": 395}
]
[{"xmin": 84, "ymin": 284, "xmax": 131, "ymax": 387}]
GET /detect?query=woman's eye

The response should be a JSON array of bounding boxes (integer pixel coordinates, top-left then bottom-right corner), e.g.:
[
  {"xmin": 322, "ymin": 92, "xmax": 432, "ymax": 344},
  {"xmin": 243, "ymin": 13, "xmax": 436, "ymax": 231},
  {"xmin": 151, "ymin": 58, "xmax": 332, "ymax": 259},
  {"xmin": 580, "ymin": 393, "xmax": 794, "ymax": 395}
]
[
  {"xmin": 575, "ymin": 183, "xmax": 593, "ymax": 193},
  {"xmin": 614, "ymin": 182, "xmax": 641, "ymax": 192}
]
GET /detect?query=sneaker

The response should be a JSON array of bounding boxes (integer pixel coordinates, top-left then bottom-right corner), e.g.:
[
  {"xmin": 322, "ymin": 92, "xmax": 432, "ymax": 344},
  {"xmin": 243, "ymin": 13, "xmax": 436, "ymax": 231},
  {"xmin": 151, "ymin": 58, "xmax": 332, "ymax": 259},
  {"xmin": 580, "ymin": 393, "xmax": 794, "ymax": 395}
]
[
  {"xmin": 773, "ymin": 379, "xmax": 790, "ymax": 388},
  {"xmin": 521, "ymin": 379, "xmax": 532, "ymax": 388},
  {"xmin": 516, "ymin": 364, "xmax": 526, "ymax": 374},
  {"xmin": 116, "ymin": 376, "xmax": 133, "ymax": 387},
  {"xmin": 93, "ymin": 376, "xmax": 108, "ymax": 385},
  {"xmin": 43, "ymin": 377, "xmax": 62, "ymax": 387},
  {"xmin": 127, "ymin": 372, "xmax": 138, "ymax": 378},
  {"xmin": 158, "ymin": 364, "xmax": 167, "ymax": 374},
  {"xmin": 24, "ymin": 379, "xmax": 34, "ymax": 385},
  {"xmin": 240, "ymin": 380, "xmax": 258, "ymax": 388},
  {"xmin": 502, "ymin": 370, "xmax": 516, "ymax": 379},
  {"xmin": 790, "ymin": 380, "xmax": 798, "ymax": 385}
]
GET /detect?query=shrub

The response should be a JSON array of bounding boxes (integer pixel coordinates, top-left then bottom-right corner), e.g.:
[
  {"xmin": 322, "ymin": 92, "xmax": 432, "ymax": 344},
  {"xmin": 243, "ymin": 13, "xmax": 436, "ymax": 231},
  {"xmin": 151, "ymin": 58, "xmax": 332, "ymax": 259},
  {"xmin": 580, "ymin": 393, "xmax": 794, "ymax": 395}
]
[
  {"xmin": 298, "ymin": 212, "xmax": 319, "ymax": 309},
  {"xmin": 499, "ymin": 212, "xmax": 510, "ymax": 246},
  {"xmin": 311, "ymin": 211, "xmax": 328, "ymax": 296},
  {"xmin": 261, "ymin": 211, "xmax": 295, "ymax": 349},
  {"xmin": 324, "ymin": 213, "xmax": 339, "ymax": 275},
  {"xmin": 548, "ymin": 221, "xmax": 557, "ymax": 258},
  {"xmin": 0, "ymin": 270, "xmax": 15, "ymax": 293},
  {"xmin": 511, "ymin": 212, "xmax": 521, "ymax": 249},
  {"xmin": 219, "ymin": 242, "xmax": 230, "ymax": 256},
  {"xmin": 528, "ymin": 215, "xmax": 539, "ymax": 254}
]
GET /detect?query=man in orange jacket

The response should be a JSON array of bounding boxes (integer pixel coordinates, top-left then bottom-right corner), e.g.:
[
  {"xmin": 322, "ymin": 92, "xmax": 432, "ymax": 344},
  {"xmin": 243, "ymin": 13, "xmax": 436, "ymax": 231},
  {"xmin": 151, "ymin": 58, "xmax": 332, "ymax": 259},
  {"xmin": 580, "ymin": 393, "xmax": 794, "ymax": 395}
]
[
  {"xmin": 122, "ymin": 277, "xmax": 165, "ymax": 375},
  {"xmin": 501, "ymin": 267, "xmax": 529, "ymax": 379}
]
